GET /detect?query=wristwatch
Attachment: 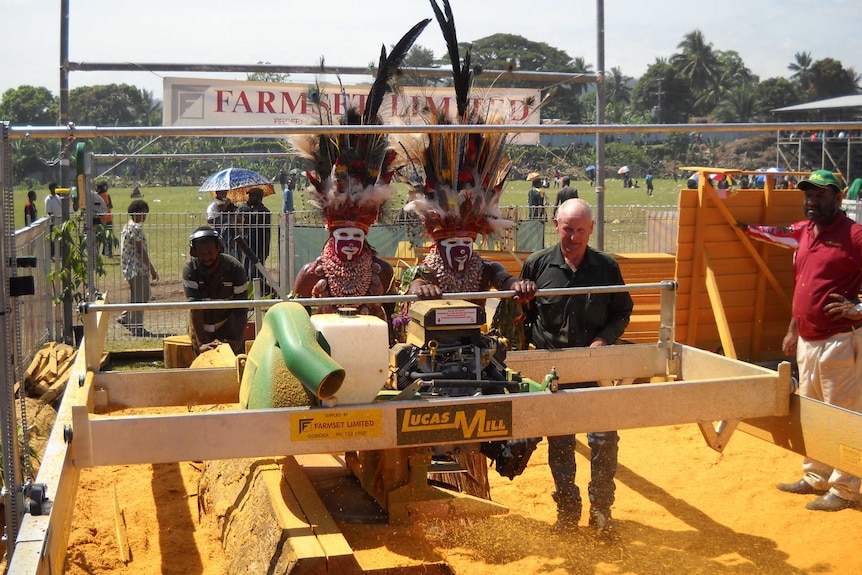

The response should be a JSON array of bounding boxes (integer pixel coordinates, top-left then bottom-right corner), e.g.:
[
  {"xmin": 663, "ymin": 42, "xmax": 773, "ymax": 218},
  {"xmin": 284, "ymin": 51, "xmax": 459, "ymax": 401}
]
[{"xmin": 855, "ymin": 302, "xmax": 862, "ymax": 315}]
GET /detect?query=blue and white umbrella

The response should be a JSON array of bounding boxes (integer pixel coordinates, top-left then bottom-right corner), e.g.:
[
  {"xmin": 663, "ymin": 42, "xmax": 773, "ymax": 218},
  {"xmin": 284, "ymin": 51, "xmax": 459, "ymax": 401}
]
[
  {"xmin": 198, "ymin": 168, "xmax": 275, "ymax": 204},
  {"xmin": 755, "ymin": 167, "xmax": 786, "ymax": 185}
]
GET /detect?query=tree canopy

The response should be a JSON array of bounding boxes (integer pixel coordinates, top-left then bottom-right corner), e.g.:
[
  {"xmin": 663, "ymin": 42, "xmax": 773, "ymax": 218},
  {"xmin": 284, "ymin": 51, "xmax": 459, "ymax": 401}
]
[
  {"xmin": 68, "ymin": 84, "xmax": 155, "ymax": 127},
  {"xmin": 0, "ymin": 85, "xmax": 57, "ymax": 124},
  {"xmin": 2, "ymin": 28, "xmax": 860, "ymax": 184}
]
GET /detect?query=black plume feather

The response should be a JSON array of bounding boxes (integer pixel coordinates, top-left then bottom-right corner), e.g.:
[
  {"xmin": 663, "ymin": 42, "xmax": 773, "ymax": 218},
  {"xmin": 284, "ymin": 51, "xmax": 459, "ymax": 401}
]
[
  {"xmin": 363, "ymin": 18, "xmax": 431, "ymax": 124},
  {"xmin": 430, "ymin": 0, "xmax": 471, "ymax": 118}
]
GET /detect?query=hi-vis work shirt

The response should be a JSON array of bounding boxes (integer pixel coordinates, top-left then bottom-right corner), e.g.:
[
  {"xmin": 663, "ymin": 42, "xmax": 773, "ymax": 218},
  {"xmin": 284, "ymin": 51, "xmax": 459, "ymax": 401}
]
[{"xmin": 182, "ymin": 253, "xmax": 248, "ymax": 331}]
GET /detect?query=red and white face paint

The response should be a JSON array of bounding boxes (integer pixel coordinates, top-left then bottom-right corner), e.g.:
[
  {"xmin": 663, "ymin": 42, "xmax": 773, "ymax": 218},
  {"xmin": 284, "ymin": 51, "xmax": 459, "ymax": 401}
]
[
  {"xmin": 332, "ymin": 227, "xmax": 366, "ymax": 261},
  {"xmin": 439, "ymin": 236, "xmax": 474, "ymax": 271}
]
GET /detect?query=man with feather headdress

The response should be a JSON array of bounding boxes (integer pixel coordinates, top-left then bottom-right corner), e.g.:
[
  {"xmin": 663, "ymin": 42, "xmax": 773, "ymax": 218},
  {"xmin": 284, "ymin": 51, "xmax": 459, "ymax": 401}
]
[
  {"xmin": 397, "ymin": 1, "xmax": 536, "ymax": 308},
  {"xmin": 290, "ymin": 18, "xmax": 430, "ymax": 320},
  {"xmin": 390, "ymin": 0, "xmax": 537, "ymax": 500}
]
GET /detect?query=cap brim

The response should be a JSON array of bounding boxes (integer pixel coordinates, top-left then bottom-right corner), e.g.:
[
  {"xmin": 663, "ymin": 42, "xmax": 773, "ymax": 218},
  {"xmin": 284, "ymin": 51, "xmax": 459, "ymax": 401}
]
[{"xmin": 799, "ymin": 181, "xmax": 840, "ymax": 192}]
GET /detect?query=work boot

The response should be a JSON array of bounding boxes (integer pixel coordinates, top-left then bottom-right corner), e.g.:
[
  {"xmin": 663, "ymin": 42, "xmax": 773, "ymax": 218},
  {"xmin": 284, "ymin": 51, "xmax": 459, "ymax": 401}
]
[
  {"xmin": 552, "ymin": 490, "xmax": 582, "ymax": 530},
  {"xmin": 805, "ymin": 493, "xmax": 857, "ymax": 512},
  {"xmin": 589, "ymin": 507, "xmax": 618, "ymax": 540},
  {"xmin": 777, "ymin": 479, "xmax": 827, "ymax": 496}
]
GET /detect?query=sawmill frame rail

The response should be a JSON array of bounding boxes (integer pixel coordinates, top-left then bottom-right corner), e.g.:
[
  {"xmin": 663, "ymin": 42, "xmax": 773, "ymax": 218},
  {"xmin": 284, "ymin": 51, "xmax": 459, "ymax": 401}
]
[
  {"xmin": 6, "ymin": 121, "xmax": 862, "ymax": 572},
  {"xmin": 8, "ymin": 282, "xmax": 809, "ymax": 574}
]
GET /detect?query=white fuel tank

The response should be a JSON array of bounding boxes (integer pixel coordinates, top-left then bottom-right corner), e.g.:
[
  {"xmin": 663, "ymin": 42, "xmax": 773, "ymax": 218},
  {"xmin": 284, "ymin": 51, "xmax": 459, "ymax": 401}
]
[{"xmin": 310, "ymin": 311, "xmax": 389, "ymax": 405}]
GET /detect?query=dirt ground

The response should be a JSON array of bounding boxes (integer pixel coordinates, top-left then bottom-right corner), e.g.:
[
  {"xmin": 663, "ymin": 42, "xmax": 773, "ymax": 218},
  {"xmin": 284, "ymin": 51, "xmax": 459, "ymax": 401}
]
[{"xmin": 62, "ymin": 420, "xmax": 861, "ymax": 575}]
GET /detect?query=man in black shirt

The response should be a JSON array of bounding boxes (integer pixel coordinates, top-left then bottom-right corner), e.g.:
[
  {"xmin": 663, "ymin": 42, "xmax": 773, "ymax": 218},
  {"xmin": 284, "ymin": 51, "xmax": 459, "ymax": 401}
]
[
  {"xmin": 520, "ymin": 198, "xmax": 633, "ymax": 535},
  {"xmin": 554, "ymin": 177, "xmax": 579, "ymax": 216}
]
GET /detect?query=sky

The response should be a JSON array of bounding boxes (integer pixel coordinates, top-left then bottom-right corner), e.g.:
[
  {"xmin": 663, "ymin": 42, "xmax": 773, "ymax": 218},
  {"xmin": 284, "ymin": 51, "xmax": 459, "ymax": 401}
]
[{"xmin": 2, "ymin": 0, "xmax": 861, "ymax": 101}]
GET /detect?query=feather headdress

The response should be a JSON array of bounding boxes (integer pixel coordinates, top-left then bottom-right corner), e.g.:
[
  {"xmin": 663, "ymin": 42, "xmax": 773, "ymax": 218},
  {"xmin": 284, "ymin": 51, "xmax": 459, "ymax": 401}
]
[
  {"xmin": 290, "ymin": 18, "xmax": 431, "ymax": 232},
  {"xmin": 397, "ymin": 0, "xmax": 522, "ymax": 241}
]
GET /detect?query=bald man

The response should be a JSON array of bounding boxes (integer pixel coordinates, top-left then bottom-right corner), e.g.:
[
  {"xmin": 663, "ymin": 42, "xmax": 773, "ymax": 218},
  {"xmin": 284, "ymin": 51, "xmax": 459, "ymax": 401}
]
[{"xmin": 520, "ymin": 198, "xmax": 633, "ymax": 536}]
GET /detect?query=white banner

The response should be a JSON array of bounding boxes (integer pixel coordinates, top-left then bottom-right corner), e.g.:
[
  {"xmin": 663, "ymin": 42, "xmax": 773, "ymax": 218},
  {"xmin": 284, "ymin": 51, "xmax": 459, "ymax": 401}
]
[{"xmin": 163, "ymin": 77, "xmax": 540, "ymax": 144}]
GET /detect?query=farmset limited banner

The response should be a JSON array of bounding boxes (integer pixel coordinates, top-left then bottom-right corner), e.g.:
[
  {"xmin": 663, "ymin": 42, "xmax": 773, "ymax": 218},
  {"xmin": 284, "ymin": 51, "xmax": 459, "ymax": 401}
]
[{"xmin": 163, "ymin": 77, "xmax": 541, "ymax": 144}]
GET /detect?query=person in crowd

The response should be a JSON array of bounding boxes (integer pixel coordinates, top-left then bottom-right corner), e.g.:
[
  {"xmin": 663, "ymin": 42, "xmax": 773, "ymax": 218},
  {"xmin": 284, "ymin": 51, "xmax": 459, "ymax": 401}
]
[
  {"xmin": 24, "ymin": 189, "xmax": 38, "ymax": 225},
  {"xmin": 206, "ymin": 190, "xmax": 237, "ymax": 231},
  {"xmin": 96, "ymin": 182, "xmax": 115, "ymax": 257},
  {"xmin": 739, "ymin": 170, "xmax": 861, "ymax": 512},
  {"xmin": 116, "ymin": 200, "xmax": 158, "ymax": 337},
  {"xmin": 45, "ymin": 182, "xmax": 61, "ymax": 224},
  {"xmin": 528, "ymin": 177, "xmax": 547, "ymax": 221},
  {"xmin": 554, "ymin": 176, "xmax": 579, "ymax": 215},
  {"xmin": 84, "ymin": 186, "xmax": 109, "ymax": 256},
  {"xmin": 282, "ymin": 174, "xmax": 295, "ymax": 213},
  {"xmin": 182, "ymin": 226, "xmax": 248, "ymax": 355},
  {"xmin": 207, "ymin": 191, "xmax": 241, "ymax": 261},
  {"xmin": 44, "ymin": 182, "xmax": 62, "ymax": 257},
  {"xmin": 84, "ymin": 186, "xmax": 107, "ymax": 226},
  {"xmin": 520, "ymin": 198, "xmax": 633, "ymax": 536},
  {"xmin": 243, "ymin": 187, "xmax": 272, "ymax": 289}
]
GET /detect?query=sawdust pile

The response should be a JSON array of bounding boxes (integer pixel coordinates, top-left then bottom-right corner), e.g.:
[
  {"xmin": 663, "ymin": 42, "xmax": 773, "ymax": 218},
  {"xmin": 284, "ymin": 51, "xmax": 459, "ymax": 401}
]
[{"xmin": 64, "ymin": 423, "xmax": 862, "ymax": 574}]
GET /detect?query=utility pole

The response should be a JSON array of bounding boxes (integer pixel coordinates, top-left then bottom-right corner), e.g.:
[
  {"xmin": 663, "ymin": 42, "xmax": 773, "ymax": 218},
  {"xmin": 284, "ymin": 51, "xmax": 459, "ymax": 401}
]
[
  {"xmin": 651, "ymin": 79, "xmax": 663, "ymax": 124},
  {"xmin": 595, "ymin": 0, "xmax": 606, "ymax": 250}
]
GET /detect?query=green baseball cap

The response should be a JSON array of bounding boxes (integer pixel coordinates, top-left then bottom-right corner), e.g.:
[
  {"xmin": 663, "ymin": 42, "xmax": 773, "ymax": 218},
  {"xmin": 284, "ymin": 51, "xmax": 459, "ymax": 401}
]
[{"xmin": 798, "ymin": 170, "xmax": 843, "ymax": 192}]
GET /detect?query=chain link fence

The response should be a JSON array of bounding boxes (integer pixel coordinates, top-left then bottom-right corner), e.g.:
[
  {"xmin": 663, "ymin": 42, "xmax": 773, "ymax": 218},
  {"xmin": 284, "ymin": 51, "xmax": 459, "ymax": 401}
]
[
  {"xmin": 14, "ymin": 218, "xmax": 55, "ymax": 376},
  {"xmin": 28, "ymin": 204, "xmax": 676, "ymax": 346}
]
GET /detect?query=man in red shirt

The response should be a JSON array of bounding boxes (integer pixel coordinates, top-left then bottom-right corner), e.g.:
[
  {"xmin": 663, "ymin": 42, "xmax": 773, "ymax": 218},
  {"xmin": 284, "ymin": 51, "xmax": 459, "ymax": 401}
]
[{"xmin": 741, "ymin": 170, "xmax": 862, "ymax": 511}]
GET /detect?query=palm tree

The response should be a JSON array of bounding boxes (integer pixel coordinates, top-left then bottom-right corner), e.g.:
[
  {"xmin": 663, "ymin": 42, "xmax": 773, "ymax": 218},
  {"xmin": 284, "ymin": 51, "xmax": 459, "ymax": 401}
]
[
  {"xmin": 672, "ymin": 30, "xmax": 719, "ymax": 95},
  {"xmin": 569, "ymin": 56, "xmax": 594, "ymax": 96},
  {"xmin": 714, "ymin": 83, "xmax": 758, "ymax": 123},
  {"xmin": 695, "ymin": 52, "xmax": 755, "ymax": 116},
  {"xmin": 141, "ymin": 89, "xmax": 162, "ymax": 127},
  {"xmin": 845, "ymin": 66, "xmax": 862, "ymax": 93},
  {"xmin": 603, "ymin": 68, "xmax": 632, "ymax": 124},
  {"xmin": 605, "ymin": 67, "xmax": 632, "ymax": 107},
  {"xmin": 788, "ymin": 51, "xmax": 813, "ymax": 92}
]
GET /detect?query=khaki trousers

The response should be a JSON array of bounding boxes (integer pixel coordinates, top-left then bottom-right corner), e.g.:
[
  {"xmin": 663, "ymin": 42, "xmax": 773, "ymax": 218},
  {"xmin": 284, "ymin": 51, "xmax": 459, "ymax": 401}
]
[{"xmin": 797, "ymin": 329, "xmax": 862, "ymax": 500}]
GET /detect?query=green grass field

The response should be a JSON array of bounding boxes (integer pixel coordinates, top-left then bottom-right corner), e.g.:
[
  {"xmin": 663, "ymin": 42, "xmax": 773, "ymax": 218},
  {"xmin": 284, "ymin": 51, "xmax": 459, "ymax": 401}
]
[{"xmin": 13, "ymin": 176, "xmax": 681, "ymax": 229}]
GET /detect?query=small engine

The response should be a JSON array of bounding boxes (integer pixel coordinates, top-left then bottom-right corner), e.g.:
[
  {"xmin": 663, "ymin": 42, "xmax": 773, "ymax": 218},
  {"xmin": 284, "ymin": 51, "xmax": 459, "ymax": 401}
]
[
  {"xmin": 388, "ymin": 299, "xmax": 524, "ymax": 396},
  {"xmin": 387, "ymin": 299, "xmax": 549, "ymax": 481}
]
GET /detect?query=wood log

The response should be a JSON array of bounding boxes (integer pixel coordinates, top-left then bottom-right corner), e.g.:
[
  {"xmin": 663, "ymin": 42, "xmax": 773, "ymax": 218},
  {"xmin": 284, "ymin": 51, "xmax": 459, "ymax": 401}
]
[
  {"xmin": 198, "ymin": 457, "xmax": 362, "ymax": 575},
  {"xmin": 23, "ymin": 348, "xmax": 49, "ymax": 387},
  {"xmin": 47, "ymin": 347, "xmax": 58, "ymax": 378},
  {"xmin": 189, "ymin": 343, "xmax": 236, "ymax": 369},
  {"xmin": 40, "ymin": 361, "xmax": 75, "ymax": 406}
]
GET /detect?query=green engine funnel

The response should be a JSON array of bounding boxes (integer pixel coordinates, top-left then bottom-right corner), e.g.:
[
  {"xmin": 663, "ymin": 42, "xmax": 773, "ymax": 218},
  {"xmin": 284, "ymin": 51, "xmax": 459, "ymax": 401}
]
[{"xmin": 240, "ymin": 302, "xmax": 345, "ymax": 409}]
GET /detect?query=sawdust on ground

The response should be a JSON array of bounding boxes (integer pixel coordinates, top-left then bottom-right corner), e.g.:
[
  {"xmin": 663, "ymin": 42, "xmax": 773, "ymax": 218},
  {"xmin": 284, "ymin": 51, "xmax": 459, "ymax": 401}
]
[{"xmin": 64, "ymin": 422, "xmax": 861, "ymax": 575}]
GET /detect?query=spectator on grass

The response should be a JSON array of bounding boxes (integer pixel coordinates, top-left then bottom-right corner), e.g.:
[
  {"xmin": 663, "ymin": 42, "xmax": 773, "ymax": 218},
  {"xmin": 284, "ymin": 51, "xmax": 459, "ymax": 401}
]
[
  {"xmin": 117, "ymin": 200, "xmax": 158, "ymax": 337},
  {"xmin": 243, "ymin": 187, "xmax": 272, "ymax": 290},
  {"xmin": 96, "ymin": 182, "xmax": 115, "ymax": 257},
  {"xmin": 554, "ymin": 177, "xmax": 579, "ymax": 216},
  {"xmin": 24, "ymin": 189, "xmax": 38, "ymax": 226}
]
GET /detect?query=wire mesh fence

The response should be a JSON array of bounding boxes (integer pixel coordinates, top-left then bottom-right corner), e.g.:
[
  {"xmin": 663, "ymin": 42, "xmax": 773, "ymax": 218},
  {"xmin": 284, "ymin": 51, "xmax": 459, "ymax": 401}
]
[
  {"xmin": 14, "ymin": 219, "xmax": 55, "ymax": 374},
  {"xmin": 32, "ymin": 204, "xmax": 678, "ymax": 347}
]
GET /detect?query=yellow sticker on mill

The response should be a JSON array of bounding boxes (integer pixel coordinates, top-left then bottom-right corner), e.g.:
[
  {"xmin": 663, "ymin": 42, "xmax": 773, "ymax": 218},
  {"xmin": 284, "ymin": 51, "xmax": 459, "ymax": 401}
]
[{"xmin": 291, "ymin": 409, "xmax": 383, "ymax": 441}]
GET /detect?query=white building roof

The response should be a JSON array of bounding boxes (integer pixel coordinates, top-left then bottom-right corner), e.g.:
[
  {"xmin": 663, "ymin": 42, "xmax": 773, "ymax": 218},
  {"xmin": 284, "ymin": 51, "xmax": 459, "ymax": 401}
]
[{"xmin": 773, "ymin": 94, "xmax": 862, "ymax": 113}]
